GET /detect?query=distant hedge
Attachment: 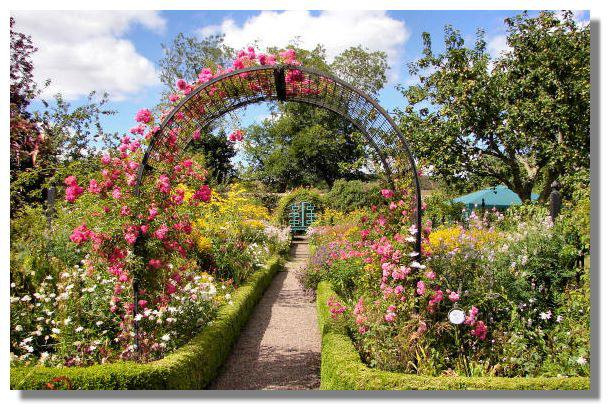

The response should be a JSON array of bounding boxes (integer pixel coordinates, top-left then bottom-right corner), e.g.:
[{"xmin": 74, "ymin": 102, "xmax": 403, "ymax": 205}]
[
  {"xmin": 316, "ymin": 282, "xmax": 590, "ymax": 391},
  {"xmin": 11, "ymin": 256, "xmax": 283, "ymax": 390}
]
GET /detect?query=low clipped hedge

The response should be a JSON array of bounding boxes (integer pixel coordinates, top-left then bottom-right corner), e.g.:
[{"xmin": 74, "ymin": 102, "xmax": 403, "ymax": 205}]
[
  {"xmin": 11, "ymin": 256, "xmax": 283, "ymax": 390},
  {"xmin": 316, "ymin": 282, "xmax": 590, "ymax": 391}
]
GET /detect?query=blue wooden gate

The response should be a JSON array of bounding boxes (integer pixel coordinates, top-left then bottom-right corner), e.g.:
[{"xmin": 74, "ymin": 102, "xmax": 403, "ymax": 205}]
[{"xmin": 288, "ymin": 201, "xmax": 317, "ymax": 233}]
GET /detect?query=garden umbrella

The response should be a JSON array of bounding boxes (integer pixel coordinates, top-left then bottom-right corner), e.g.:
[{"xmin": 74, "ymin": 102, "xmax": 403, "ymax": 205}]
[{"xmin": 452, "ymin": 185, "xmax": 539, "ymax": 212}]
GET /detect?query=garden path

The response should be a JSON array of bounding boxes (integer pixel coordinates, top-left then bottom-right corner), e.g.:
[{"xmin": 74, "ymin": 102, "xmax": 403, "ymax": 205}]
[{"xmin": 208, "ymin": 237, "xmax": 321, "ymax": 390}]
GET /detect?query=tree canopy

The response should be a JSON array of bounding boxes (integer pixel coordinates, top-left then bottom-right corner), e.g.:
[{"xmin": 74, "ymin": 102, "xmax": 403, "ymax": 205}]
[{"xmin": 398, "ymin": 11, "xmax": 589, "ymax": 201}]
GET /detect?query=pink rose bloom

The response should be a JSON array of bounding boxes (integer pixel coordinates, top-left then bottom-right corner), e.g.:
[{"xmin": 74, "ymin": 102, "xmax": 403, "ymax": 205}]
[
  {"xmin": 101, "ymin": 154, "xmax": 111, "ymax": 165},
  {"xmin": 416, "ymin": 280, "xmax": 426, "ymax": 296},
  {"xmin": 176, "ymin": 79, "xmax": 188, "ymax": 91},
  {"xmin": 148, "ymin": 206, "xmax": 158, "ymax": 221},
  {"xmin": 148, "ymin": 259, "xmax": 163, "ymax": 269},
  {"xmin": 384, "ymin": 312, "xmax": 397, "ymax": 322},
  {"xmin": 111, "ymin": 187, "xmax": 122, "ymax": 199},
  {"xmin": 135, "ymin": 108, "xmax": 152, "ymax": 123},
  {"xmin": 65, "ymin": 184, "xmax": 84, "ymax": 203},
  {"xmin": 425, "ymin": 270, "xmax": 437, "ymax": 280},
  {"xmin": 193, "ymin": 130, "xmax": 201, "ymax": 140},
  {"xmin": 192, "ymin": 185, "xmax": 212, "ymax": 202},
  {"xmin": 64, "ymin": 176, "xmax": 78, "ymax": 186},
  {"xmin": 120, "ymin": 205, "xmax": 131, "ymax": 216},
  {"xmin": 156, "ymin": 174, "xmax": 171, "ymax": 194},
  {"xmin": 154, "ymin": 224, "xmax": 169, "ymax": 240},
  {"xmin": 169, "ymin": 93, "xmax": 180, "ymax": 103},
  {"xmin": 394, "ymin": 285, "xmax": 405, "ymax": 295},
  {"xmin": 448, "ymin": 291, "xmax": 460, "ymax": 302},
  {"xmin": 471, "ymin": 320, "xmax": 488, "ymax": 340},
  {"xmin": 88, "ymin": 179, "xmax": 101, "ymax": 194},
  {"xmin": 381, "ymin": 189, "xmax": 394, "ymax": 198},
  {"xmin": 228, "ymin": 130, "xmax": 244, "ymax": 142}
]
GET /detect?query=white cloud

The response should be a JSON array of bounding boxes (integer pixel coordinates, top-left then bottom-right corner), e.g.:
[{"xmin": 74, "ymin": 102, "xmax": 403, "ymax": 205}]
[
  {"xmin": 199, "ymin": 10, "xmax": 409, "ymax": 77},
  {"xmin": 11, "ymin": 11, "xmax": 165, "ymax": 101},
  {"xmin": 487, "ymin": 34, "xmax": 511, "ymax": 58}
]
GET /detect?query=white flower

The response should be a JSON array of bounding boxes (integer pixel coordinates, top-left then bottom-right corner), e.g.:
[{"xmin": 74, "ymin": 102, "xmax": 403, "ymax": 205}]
[
  {"xmin": 75, "ymin": 326, "xmax": 84, "ymax": 333},
  {"xmin": 410, "ymin": 261, "xmax": 425, "ymax": 269},
  {"xmin": 539, "ymin": 310, "xmax": 552, "ymax": 320},
  {"xmin": 51, "ymin": 328, "xmax": 61, "ymax": 334},
  {"xmin": 96, "ymin": 321, "xmax": 103, "ymax": 326},
  {"xmin": 14, "ymin": 325, "xmax": 23, "ymax": 332},
  {"xmin": 134, "ymin": 314, "xmax": 143, "ymax": 321},
  {"xmin": 224, "ymin": 293, "xmax": 232, "ymax": 300},
  {"xmin": 20, "ymin": 295, "xmax": 32, "ymax": 302},
  {"xmin": 576, "ymin": 356, "xmax": 587, "ymax": 365},
  {"xmin": 161, "ymin": 334, "xmax": 171, "ymax": 342},
  {"xmin": 556, "ymin": 315, "xmax": 563, "ymax": 323},
  {"xmin": 64, "ymin": 317, "xmax": 72, "ymax": 325}
]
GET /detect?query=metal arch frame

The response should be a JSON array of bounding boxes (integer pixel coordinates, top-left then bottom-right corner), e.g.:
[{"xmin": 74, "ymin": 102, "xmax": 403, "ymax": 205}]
[
  {"xmin": 136, "ymin": 64, "xmax": 421, "ymax": 242},
  {"xmin": 131, "ymin": 64, "xmax": 424, "ymax": 352}
]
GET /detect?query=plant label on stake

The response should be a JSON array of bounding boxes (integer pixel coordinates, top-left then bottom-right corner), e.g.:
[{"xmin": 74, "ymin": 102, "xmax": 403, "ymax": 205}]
[{"xmin": 448, "ymin": 307, "xmax": 465, "ymax": 325}]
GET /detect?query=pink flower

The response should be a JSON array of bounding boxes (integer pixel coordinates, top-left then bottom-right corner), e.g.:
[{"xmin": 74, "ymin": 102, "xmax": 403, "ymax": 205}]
[
  {"xmin": 64, "ymin": 176, "xmax": 78, "ymax": 186},
  {"xmin": 120, "ymin": 205, "xmax": 131, "ymax": 216},
  {"xmin": 394, "ymin": 285, "xmax": 405, "ymax": 295},
  {"xmin": 169, "ymin": 93, "xmax": 180, "ymax": 103},
  {"xmin": 176, "ymin": 79, "xmax": 188, "ymax": 91},
  {"xmin": 327, "ymin": 297, "xmax": 347, "ymax": 319},
  {"xmin": 65, "ymin": 184, "xmax": 84, "ymax": 203},
  {"xmin": 193, "ymin": 130, "xmax": 201, "ymax": 140},
  {"xmin": 425, "ymin": 270, "xmax": 436, "ymax": 280},
  {"xmin": 381, "ymin": 189, "xmax": 394, "ymax": 198},
  {"xmin": 88, "ymin": 179, "xmax": 101, "ymax": 194},
  {"xmin": 154, "ymin": 224, "xmax": 169, "ymax": 240},
  {"xmin": 448, "ymin": 291, "xmax": 460, "ymax": 302},
  {"xmin": 148, "ymin": 206, "xmax": 159, "ymax": 221},
  {"xmin": 471, "ymin": 320, "xmax": 488, "ymax": 340},
  {"xmin": 137, "ymin": 299, "xmax": 148, "ymax": 308},
  {"xmin": 416, "ymin": 280, "xmax": 426, "ymax": 296},
  {"xmin": 111, "ymin": 187, "xmax": 122, "ymax": 199},
  {"xmin": 192, "ymin": 185, "xmax": 212, "ymax": 202},
  {"xmin": 228, "ymin": 129, "xmax": 244, "ymax": 142},
  {"xmin": 156, "ymin": 174, "xmax": 171, "ymax": 194},
  {"xmin": 70, "ymin": 224, "xmax": 91, "ymax": 244},
  {"xmin": 384, "ymin": 311, "xmax": 397, "ymax": 322},
  {"xmin": 135, "ymin": 108, "xmax": 152, "ymax": 124},
  {"xmin": 148, "ymin": 259, "xmax": 163, "ymax": 269},
  {"xmin": 465, "ymin": 306, "xmax": 479, "ymax": 325},
  {"xmin": 101, "ymin": 154, "xmax": 111, "ymax": 165}
]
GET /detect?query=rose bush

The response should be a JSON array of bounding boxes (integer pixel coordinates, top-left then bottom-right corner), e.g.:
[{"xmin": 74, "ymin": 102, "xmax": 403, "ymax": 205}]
[{"xmin": 303, "ymin": 184, "xmax": 589, "ymax": 378}]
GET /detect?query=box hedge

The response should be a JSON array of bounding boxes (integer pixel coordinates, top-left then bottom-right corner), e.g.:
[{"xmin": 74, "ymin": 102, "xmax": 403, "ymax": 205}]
[
  {"xmin": 316, "ymin": 281, "xmax": 590, "ymax": 391},
  {"xmin": 10, "ymin": 256, "xmax": 283, "ymax": 390}
]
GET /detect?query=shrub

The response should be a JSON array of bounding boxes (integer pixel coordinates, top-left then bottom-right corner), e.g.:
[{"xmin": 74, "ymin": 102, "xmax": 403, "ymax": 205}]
[{"xmin": 324, "ymin": 179, "xmax": 380, "ymax": 213}]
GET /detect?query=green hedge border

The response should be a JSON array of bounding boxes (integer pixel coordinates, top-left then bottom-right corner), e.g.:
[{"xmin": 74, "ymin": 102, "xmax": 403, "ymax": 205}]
[
  {"xmin": 11, "ymin": 256, "xmax": 284, "ymax": 390},
  {"xmin": 316, "ymin": 281, "xmax": 590, "ymax": 390}
]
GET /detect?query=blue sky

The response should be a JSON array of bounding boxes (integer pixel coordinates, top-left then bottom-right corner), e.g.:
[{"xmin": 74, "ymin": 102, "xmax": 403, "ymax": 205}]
[{"xmin": 12, "ymin": 10, "xmax": 589, "ymax": 138}]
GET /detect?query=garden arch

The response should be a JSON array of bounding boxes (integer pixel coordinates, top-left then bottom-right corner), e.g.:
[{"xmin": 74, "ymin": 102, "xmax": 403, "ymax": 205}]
[{"xmin": 136, "ymin": 64, "xmax": 423, "ymax": 252}]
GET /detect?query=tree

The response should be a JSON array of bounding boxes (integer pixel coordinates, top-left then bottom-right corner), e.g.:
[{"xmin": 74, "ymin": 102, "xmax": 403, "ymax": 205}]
[
  {"xmin": 10, "ymin": 17, "xmax": 117, "ymax": 215},
  {"xmin": 159, "ymin": 32, "xmax": 232, "ymax": 92},
  {"xmin": 242, "ymin": 45, "xmax": 389, "ymax": 191},
  {"xmin": 184, "ymin": 127, "xmax": 237, "ymax": 184},
  {"xmin": 398, "ymin": 11, "xmax": 589, "ymax": 201}
]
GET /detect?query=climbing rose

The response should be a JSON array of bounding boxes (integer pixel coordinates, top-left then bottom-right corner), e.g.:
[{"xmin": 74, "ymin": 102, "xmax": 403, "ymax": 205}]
[
  {"xmin": 135, "ymin": 108, "xmax": 152, "ymax": 124},
  {"xmin": 70, "ymin": 224, "xmax": 91, "ymax": 244},
  {"xmin": 471, "ymin": 321, "xmax": 488, "ymax": 340},
  {"xmin": 416, "ymin": 281, "xmax": 426, "ymax": 296},
  {"xmin": 448, "ymin": 291, "xmax": 460, "ymax": 302},
  {"xmin": 381, "ymin": 189, "xmax": 394, "ymax": 198},
  {"xmin": 176, "ymin": 79, "xmax": 188, "ymax": 91},
  {"xmin": 156, "ymin": 175, "xmax": 171, "ymax": 194},
  {"xmin": 154, "ymin": 224, "xmax": 169, "ymax": 240},
  {"xmin": 228, "ymin": 130, "xmax": 244, "ymax": 142},
  {"xmin": 192, "ymin": 185, "xmax": 212, "ymax": 202}
]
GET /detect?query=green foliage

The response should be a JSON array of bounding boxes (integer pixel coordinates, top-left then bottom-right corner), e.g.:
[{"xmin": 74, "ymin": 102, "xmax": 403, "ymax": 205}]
[
  {"xmin": 185, "ymin": 128, "xmax": 237, "ymax": 184},
  {"xmin": 273, "ymin": 187, "xmax": 324, "ymax": 225},
  {"xmin": 316, "ymin": 282, "xmax": 589, "ymax": 390},
  {"xmin": 398, "ymin": 11, "xmax": 589, "ymax": 202},
  {"xmin": 423, "ymin": 190, "xmax": 464, "ymax": 228},
  {"xmin": 158, "ymin": 32, "xmax": 232, "ymax": 92},
  {"xmin": 241, "ymin": 45, "xmax": 390, "ymax": 191},
  {"xmin": 10, "ymin": 257, "xmax": 282, "ymax": 390},
  {"xmin": 323, "ymin": 179, "xmax": 380, "ymax": 213}
]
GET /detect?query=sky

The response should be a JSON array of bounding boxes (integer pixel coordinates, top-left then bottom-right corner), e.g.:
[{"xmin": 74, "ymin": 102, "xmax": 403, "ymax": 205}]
[{"xmin": 11, "ymin": 10, "xmax": 590, "ymax": 138}]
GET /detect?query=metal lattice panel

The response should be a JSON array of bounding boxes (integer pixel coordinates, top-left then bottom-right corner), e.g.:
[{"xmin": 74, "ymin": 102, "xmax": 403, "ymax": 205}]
[{"xmin": 137, "ymin": 64, "xmax": 422, "ymax": 250}]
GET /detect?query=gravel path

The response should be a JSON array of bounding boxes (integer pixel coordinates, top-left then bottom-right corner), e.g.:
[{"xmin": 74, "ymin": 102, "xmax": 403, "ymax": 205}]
[{"xmin": 208, "ymin": 239, "xmax": 321, "ymax": 390}]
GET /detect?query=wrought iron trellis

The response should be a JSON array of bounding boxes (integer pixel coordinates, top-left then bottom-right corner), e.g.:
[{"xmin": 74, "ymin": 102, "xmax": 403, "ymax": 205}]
[{"xmin": 132, "ymin": 64, "xmax": 423, "ymax": 351}]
